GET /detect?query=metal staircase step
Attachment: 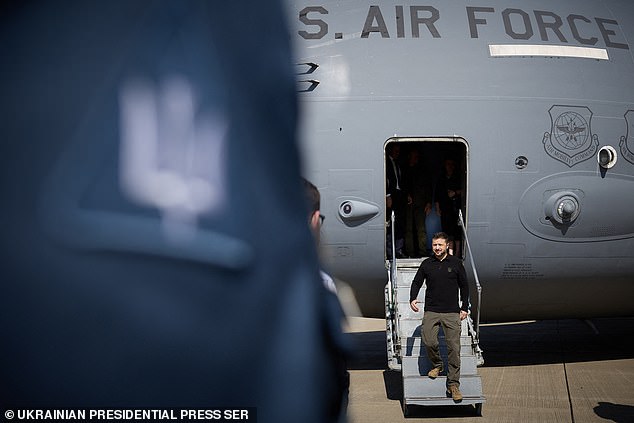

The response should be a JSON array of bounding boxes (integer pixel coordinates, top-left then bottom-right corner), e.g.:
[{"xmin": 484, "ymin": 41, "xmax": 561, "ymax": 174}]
[
  {"xmin": 403, "ymin": 375, "xmax": 484, "ymax": 406},
  {"xmin": 386, "ymin": 256, "xmax": 485, "ymax": 415}
]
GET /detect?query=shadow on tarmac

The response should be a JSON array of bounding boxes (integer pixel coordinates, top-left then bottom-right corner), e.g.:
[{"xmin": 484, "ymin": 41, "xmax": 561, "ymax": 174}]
[
  {"xmin": 346, "ymin": 317, "xmax": 634, "ymax": 420},
  {"xmin": 594, "ymin": 402, "xmax": 634, "ymax": 423},
  {"xmin": 346, "ymin": 317, "xmax": 634, "ymax": 370}
]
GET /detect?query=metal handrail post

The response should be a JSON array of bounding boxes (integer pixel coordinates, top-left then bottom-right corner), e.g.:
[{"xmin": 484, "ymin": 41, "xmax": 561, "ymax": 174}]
[
  {"xmin": 458, "ymin": 209, "xmax": 482, "ymax": 342},
  {"xmin": 389, "ymin": 211, "xmax": 400, "ymax": 347},
  {"xmin": 390, "ymin": 210, "xmax": 396, "ymax": 306},
  {"xmin": 390, "ymin": 211, "xmax": 397, "ymax": 306},
  {"xmin": 391, "ymin": 210, "xmax": 396, "ymax": 268},
  {"xmin": 387, "ymin": 211, "xmax": 396, "ymax": 306}
]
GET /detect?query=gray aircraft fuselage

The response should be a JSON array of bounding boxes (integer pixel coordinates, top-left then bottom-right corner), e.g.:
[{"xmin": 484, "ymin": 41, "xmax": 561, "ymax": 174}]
[{"xmin": 286, "ymin": 0, "xmax": 634, "ymax": 321}]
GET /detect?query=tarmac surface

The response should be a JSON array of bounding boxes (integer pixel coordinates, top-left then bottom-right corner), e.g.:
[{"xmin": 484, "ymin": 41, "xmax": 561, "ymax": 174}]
[{"xmin": 343, "ymin": 317, "xmax": 634, "ymax": 422}]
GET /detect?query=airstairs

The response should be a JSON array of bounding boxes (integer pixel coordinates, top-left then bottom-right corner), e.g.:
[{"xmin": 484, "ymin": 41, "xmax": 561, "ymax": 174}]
[{"xmin": 385, "ymin": 211, "xmax": 485, "ymax": 416}]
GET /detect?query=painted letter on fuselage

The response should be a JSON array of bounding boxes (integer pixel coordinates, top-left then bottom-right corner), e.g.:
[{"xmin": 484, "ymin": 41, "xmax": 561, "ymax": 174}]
[
  {"xmin": 567, "ymin": 14, "xmax": 599, "ymax": 46},
  {"xmin": 534, "ymin": 10, "xmax": 567, "ymax": 42},
  {"xmin": 410, "ymin": 6, "xmax": 440, "ymax": 38},
  {"xmin": 361, "ymin": 6, "xmax": 389, "ymax": 38},
  {"xmin": 502, "ymin": 8, "xmax": 533, "ymax": 40},
  {"xmin": 299, "ymin": 6, "xmax": 328, "ymax": 40},
  {"xmin": 596, "ymin": 18, "xmax": 630, "ymax": 49},
  {"xmin": 467, "ymin": 6, "xmax": 495, "ymax": 38}
]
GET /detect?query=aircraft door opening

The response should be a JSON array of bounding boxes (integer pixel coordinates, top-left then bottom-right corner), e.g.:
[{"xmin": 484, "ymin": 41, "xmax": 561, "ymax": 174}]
[{"xmin": 384, "ymin": 138, "xmax": 468, "ymax": 259}]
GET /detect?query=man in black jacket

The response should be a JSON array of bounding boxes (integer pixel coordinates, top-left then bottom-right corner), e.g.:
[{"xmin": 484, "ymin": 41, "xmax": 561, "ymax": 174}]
[{"xmin": 409, "ymin": 232, "xmax": 469, "ymax": 401}]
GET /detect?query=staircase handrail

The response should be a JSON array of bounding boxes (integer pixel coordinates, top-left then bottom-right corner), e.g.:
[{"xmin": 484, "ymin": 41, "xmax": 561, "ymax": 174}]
[
  {"xmin": 389, "ymin": 211, "xmax": 400, "ymax": 342},
  {"xmin": 458, "ymin": 209, "xmax": 482, "ymax": 343}
]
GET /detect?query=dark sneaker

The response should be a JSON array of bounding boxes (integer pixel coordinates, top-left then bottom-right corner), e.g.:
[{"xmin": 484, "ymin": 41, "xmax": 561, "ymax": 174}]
[{"xmin": 447, "ymin": 385, "xmax": 463, "ymax": 401}]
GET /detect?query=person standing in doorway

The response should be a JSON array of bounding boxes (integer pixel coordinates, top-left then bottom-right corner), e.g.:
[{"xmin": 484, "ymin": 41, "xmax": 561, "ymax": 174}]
[
  {"xmin": 435, "ymin": 158, "xmax": 463, "ymax": 256},
  {"xmin": 409, "ymin": 232, "xmax": 469, "ymax": 401},
  {"xmin": 402, "ymin": 148, "xmax": 432, "ymax": 257}
]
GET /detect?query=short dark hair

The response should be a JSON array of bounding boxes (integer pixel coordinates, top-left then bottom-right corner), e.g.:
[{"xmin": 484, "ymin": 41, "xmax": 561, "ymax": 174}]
[
  {"xmin": 432, "ymin": 232, "xmax": 449, "ymax": 242},
  {"xmin": 301, "ymin": 178, "xmax": 320, "ymax": 215}
]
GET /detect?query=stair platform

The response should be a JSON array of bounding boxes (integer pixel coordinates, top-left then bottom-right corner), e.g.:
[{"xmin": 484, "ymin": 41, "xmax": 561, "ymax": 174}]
[
  {"xmin": 386, "ymin": 258, "xmax": 485, "ymax": 416},
  {"xmin": 403, "ymin": 375, "xmax": 484, "ymax": 411}
]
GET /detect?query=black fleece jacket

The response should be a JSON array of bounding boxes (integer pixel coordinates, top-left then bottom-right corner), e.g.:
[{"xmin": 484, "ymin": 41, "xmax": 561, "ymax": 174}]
[{"xmin": 409, "ymin": 254, "xmax": 469, "ymax": 313}]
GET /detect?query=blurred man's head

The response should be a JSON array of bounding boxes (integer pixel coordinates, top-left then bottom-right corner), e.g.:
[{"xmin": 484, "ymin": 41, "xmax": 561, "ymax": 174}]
[{"xmin": 302, "ymin": 178, "xmax": 323, "ymax": 241}]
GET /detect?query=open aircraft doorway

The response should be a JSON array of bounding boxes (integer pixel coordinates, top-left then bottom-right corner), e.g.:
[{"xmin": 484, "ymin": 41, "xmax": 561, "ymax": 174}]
[{"xmin": 384, "ymin": 138, "xmax": 468, "ymax": 260}]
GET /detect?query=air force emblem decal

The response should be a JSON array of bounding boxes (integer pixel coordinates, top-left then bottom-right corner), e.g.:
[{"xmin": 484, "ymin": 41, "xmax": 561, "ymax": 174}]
[
  {"xmin": 619, "ymin": 110, "xmax": 634, "ymax": 165},
  {"xmin": 543, "ymin": 105, "xmax": 598, "ymax": 167}
]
